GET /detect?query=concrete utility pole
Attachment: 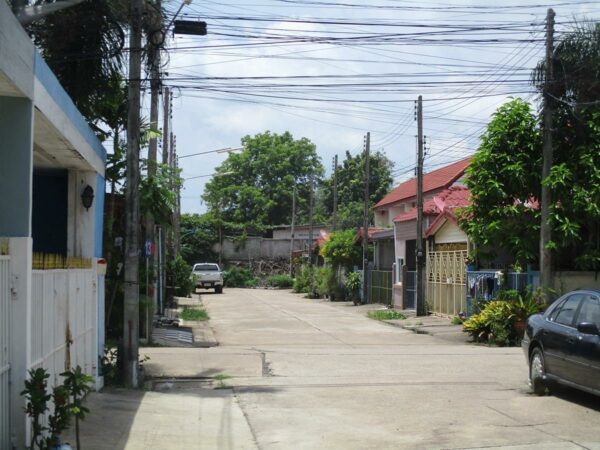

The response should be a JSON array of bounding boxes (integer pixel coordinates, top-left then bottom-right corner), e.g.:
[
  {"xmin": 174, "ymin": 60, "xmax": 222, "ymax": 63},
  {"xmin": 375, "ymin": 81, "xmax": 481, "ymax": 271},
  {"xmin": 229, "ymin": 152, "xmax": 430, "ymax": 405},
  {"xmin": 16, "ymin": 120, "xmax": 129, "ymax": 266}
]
[
  {"xmin": 123, "ymin": 0, "xmax": 143, "ymax": 387},
  {"xmin": 540, "ymin": 8, "xmax": 555, "ymax": 303},
  {"xmin": 332, "ymin": 154, "xmax": 338, "ymax": 231},
  {"xmin": 289, "ymin": 184, "xmax": 296, "ymax": 277},
  {"xmin": 416, "ymin": 96, "xmax": 426, "ymax": 317},
  {"xmin": 146, "ymin": 0, "xmax": 162, "ymax": 328},
  {"xmin": 362, "ymin": 132, "xmax": 371, "ymax": 304},
  {"xmin": 307, "ymin": 175, "xmax": 314, "ymax": 265}
]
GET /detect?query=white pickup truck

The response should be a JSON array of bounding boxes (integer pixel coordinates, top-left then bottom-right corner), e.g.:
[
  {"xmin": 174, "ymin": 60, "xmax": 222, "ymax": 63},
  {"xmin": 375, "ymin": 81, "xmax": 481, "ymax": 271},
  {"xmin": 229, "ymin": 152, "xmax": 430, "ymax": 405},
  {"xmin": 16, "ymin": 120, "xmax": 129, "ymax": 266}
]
[{"xmin": 192, "ymin": 263, "xmax": 224, "ymax": 294}]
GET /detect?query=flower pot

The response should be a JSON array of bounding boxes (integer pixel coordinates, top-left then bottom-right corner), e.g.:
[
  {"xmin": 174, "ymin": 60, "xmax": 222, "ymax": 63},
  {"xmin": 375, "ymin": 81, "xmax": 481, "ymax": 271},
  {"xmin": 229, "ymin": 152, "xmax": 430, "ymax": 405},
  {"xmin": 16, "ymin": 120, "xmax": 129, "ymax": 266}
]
[{"xmin": 514, "ymin": 319, "xmax": 526, "ymax": 339}]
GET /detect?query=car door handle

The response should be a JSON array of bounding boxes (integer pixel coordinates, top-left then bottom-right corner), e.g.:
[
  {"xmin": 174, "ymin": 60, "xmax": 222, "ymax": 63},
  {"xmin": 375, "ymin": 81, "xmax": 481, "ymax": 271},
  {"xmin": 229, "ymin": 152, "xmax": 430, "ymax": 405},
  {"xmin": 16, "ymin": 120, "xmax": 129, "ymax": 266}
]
[{"xmin": 567, "ymin": 338, "xmax": 575, "ymax": 344}]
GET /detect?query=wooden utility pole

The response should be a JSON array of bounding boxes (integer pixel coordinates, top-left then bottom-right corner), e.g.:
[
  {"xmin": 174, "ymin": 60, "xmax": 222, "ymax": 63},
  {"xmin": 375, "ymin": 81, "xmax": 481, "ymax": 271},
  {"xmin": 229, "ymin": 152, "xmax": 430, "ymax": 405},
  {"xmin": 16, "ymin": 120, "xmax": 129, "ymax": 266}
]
[
  {"xmin": 540, "ymin": 8, "xmax": 555, "ymax": 303},
  {"xmin": 289, "ymin": 184, "xmax": 296, "ymax": 277},
  {"xmin": 416, "ymin": 96, "xmax": 426, "ymax": 316},
  {"xmin": 362, "ymin": 132, "xmax": 370, "ymax": 304},
  {"xmin": 123, "ymin": 0, "xmax": 143, "ymax": 387},
  {"xmin": 332, "ymin": 154, "xmax": 338, "ymax": 231}
]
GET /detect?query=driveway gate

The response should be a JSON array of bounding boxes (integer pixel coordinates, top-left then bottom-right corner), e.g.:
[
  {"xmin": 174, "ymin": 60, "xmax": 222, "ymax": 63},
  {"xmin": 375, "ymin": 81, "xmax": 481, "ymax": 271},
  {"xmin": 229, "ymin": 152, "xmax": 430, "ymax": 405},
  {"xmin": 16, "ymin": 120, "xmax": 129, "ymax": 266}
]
[
  {"xmin": 405, "ymin": 270, "xmax": 416, "ymax": 309},
  {"xmin": 0, "ymin": 255, "xmax": 10, "ymax": 449},
  {"xmin": 369, "ymin": 270, "xmax": 393, "ymax": 306}
]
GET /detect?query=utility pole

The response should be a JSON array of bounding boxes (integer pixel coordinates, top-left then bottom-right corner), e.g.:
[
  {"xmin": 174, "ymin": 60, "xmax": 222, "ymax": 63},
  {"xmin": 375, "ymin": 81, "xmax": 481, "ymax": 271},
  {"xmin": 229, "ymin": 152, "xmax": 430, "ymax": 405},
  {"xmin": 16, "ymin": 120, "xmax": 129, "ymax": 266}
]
[
  {"xmin": 289, "ymin": 184, "xmax": 296, "ymax": 277},
  {"xmin": 162, "ymin": 88, "xmax": 170, "ymax": 165},
  {"xmin": 362, "ymin": 132, "xmax": 370, "ymax": 304},
  {"xmin": 540, "ymin": 8, "xmax": 555, "ymax": 303},
  {"xmin": 146, "ymin": 0, "xmax": 162, "ymax": 331},
  {"xmin": 123, "ymin": 0, "xmax": 143, "ymax": 387},
  {"xmin": 307, "ymin": 176, "xmax": 314, "ymax": 265},
  {"xmin": 416, "ymin": 96, "xmax": 426, "ymax": 316},
  {"xmin": 332, "ymin": 154, "xmax": 338, "ymax": 231}
]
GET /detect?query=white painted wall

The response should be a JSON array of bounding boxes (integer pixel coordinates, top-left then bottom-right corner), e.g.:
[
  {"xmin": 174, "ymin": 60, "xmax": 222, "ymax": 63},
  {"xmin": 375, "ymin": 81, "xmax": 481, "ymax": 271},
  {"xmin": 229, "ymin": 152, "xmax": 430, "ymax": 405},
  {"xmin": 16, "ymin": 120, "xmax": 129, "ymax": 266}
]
[
  {"xmin": 434, "ymin": 221, "xmax": 467, "ymax": 244},
  {"xmin": 67, "ymin": 171, "xmax": 97, "ymax": 259}
]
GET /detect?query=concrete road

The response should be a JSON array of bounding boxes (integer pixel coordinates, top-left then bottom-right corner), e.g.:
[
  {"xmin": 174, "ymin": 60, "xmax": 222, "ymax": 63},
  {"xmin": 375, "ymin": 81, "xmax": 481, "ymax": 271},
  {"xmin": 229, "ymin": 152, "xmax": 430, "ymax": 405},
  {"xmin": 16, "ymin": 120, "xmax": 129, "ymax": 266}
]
[
  {"xmin": 71, "ymin": 288, "xmax": 600, "ymax": 450},
  {"xmin": 199, "ymin": 288, "xmax": 600, "ymax": 450}
]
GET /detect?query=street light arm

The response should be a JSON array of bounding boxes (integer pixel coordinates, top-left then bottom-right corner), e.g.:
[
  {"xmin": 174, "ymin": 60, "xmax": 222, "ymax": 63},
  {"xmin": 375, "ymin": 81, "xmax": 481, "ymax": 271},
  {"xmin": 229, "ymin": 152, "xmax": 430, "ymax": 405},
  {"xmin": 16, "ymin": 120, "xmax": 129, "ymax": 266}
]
[{"xmin": 17, "ymin": 0, "xmax": 86, "ymax": 25}]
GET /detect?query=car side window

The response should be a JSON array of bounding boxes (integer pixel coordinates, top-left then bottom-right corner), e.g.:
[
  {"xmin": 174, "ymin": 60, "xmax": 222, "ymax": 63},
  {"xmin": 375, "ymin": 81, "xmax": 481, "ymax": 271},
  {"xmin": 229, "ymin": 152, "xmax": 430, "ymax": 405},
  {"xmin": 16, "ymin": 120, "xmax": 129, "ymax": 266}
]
[
  {"xmin": 554, "ymin": 294, "xmax": 583, "ymax": 327},
  {"xmin": 576, "ymin": 295, "xmax": 600, "ymax": 327}
]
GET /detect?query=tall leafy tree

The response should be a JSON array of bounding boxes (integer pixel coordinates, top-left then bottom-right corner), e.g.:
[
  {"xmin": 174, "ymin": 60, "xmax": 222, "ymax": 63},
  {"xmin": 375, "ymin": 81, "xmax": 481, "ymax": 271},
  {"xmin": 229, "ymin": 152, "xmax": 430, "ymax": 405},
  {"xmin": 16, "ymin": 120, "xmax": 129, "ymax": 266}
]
[
  {"xmin": 460, "ymin": 99, "xmax": 542, "ymax": 265},
  {"xmin": 180, "ymin": 213, "xmax": 218, "ymax": 265},
  {"xmin": 20, "ymin": 0, "xmax": 128, "ymax": 129},
  {"xmin": 203, "ymin": 131, "xmax": 324, "ymax": 233},
  {"xmin": 532, "ymin": 21, "xmax": 600, "ymax": 269},
  {"xmin": 317, "ymin": 150, "xmax": 394, "ymax": 229}
]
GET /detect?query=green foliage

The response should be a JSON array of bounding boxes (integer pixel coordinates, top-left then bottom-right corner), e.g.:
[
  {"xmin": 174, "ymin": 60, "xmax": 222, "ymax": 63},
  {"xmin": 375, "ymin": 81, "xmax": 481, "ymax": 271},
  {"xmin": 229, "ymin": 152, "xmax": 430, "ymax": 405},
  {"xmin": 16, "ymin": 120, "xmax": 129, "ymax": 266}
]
[
  {"xmin": 293, "ymin": 265, "xmax": 315, "ymax": 294},
  {"xmin": 62, "ymin": 366, "xmax": 94, "ymax": 450},
  {"xmin": 367, "ymin": 310, "xmax": 407, "ymax": 321},
  {"xmin": 203, "ymin": 131, "xmax": 324, "ymax": 231},
  {"xmin": 345, "ymin": 271, "xmax": 361, "ymax": 299},
  {"xmin": 21, "ymin": 366, "xmax": 93, "ymax": 450},
  {"xmin": 24, "ymin": 0, "xmax": 128, "ymax": 129},
  {"xmin": 267, "ymin": 274, "xmax": 294, "ymax": 288},
  {"xmin": 140, "ymin": 162, "xmax": 180, "ymax": 225},
  {"xmin": 319, "ymin": 229, "xmax": 362, "ymax": 270},
  {"xmin": 451, "ymin": 316, "xmax": 463, "ymax": 325},
  {"xmin": 180, "ymin": 307, "xmax": 209, "ymax": 321},
  {"xmin": 180, "ymin": 213, "xmax": 219, "ymax": 265},
  {"xmin": 463, "ymin": 289, "xmax": 545, "ymax": 346},
  {"xmin": 460, "ymin": 98, "xmax": 542, "ymax": 266},
  {"xmin": 21, "ymin": 368, "xmax": 51, "ymax": 450},
  {"xmin": 101, "ymin": 347, "xmax": 119, "ymax": 386},
  {"xmin": 166, "ymin": 255, "xmax": 194, "ymax": 297},
  {"xmin": 317, "ymin": 150, "xmax": 394, "ymax": 227},
  {"xmin": 223, "ymin": 267, "xmax": 256, "ymax": 288}
]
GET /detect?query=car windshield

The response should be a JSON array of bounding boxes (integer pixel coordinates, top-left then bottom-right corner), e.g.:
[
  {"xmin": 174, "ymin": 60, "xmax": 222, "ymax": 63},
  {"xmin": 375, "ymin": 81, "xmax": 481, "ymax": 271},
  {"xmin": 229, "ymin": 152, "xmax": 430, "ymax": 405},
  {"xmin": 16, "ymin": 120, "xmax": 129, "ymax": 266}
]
[{"xmin": 193, "ymin": 264, "xmax": 219, "ymax": 271}]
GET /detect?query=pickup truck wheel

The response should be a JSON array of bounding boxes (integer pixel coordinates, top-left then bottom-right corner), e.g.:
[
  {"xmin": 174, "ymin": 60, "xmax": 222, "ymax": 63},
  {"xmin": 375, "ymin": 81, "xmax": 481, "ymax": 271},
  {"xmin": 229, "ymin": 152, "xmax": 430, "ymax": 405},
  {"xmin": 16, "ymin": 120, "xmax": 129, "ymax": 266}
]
[{"xmin": 215, "ymin": 286, "xmax": 223, "ymax": 294}]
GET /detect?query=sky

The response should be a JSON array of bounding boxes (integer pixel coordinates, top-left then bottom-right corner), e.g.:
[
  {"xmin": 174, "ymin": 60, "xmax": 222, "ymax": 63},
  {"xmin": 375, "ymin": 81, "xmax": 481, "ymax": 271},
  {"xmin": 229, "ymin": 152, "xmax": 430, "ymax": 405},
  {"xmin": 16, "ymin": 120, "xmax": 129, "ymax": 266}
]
[{"xmin": 144, "ymin": 0, "xmax": 600, "ymax": 215}]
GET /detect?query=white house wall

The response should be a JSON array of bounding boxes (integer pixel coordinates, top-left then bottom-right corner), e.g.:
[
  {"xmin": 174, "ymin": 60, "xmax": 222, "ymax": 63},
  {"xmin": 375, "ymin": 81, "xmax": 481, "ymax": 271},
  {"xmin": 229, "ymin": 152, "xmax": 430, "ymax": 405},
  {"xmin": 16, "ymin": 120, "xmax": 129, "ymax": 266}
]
[
  {"xmin": 67, "ymin": 171, "xmax": 97, "ymax": 259},
  {"xmin": 434, "ymin": 221, "xmax": 467, "ymax": 244}
]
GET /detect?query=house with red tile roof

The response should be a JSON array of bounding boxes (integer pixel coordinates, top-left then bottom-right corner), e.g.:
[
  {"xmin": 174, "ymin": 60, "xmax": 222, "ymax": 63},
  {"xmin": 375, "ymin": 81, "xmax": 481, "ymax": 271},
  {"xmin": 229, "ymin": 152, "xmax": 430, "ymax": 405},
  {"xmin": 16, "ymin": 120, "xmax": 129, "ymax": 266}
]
[{"xmin": 373, "ymin": 157, "xmax": 471, "ymax": 228}]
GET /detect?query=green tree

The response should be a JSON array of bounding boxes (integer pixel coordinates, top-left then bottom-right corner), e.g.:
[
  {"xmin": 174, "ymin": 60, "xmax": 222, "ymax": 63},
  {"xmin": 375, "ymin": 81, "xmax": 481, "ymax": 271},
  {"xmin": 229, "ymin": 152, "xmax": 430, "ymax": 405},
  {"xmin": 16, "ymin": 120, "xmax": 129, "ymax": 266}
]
[
  {"xmin": 319, "ymin": 229, "xmax": 362, "ymax": 270},
  {"xmin": 317, "ymin": 150, "xmax": 394, "ymax": 229},
  {"xmin": 460, "ymin": 98, "xmax": 542, "ymax": 265},
  {"xmin": 532, "ymin": 22, "xmax": 600, "ymax": 270},
  {"xmin": 203, "ymin": 131, "xmax": 324, "ymax": 232},
  {"xmin": 20, "ymin": 0, "xmax": 128, "ymax": 129},
  {"xmin": 180, "ymin": 213, "xmax": 219, "ymax": 265}
]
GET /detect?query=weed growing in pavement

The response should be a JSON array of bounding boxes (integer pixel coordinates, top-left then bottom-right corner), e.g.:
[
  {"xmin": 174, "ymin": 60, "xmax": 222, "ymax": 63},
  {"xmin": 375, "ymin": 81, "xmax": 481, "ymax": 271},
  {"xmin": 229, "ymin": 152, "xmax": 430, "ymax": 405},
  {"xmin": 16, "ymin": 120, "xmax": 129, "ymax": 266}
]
[
  {"xmin": 180, "ymin": 307, "xmax": 209, "ymax": 321},
  {"xmin": 367, "ymin": 310, "xmax": 407, "ymax": 321},
  {"xmin": 214, "ymin": 374, "xmax": 231, "ymax": 389}
]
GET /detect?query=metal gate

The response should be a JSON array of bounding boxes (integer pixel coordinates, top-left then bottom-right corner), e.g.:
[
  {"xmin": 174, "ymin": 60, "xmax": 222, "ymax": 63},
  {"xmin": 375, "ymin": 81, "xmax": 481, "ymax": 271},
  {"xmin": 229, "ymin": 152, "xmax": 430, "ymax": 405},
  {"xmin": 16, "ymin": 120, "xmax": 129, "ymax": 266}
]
[
  {"xmin": 426, "ymin": 250, "xmax": 467, "ymax": 316},
  {"xmin": 0, "ymin": 255, "xmax": 10, "ymax": 449},
  {"xmin": 369, "ymin": 270, "xmax": 393, "ymax": 306},
  {"xmin": 405, "ymin": 270, "xmax": 416, "ymax": 309}
]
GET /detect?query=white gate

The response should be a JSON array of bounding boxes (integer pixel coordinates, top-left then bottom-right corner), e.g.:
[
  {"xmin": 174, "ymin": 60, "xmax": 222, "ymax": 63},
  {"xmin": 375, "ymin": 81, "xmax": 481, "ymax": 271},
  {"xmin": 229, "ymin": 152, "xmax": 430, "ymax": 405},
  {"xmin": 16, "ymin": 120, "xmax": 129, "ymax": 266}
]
[
  {"xmin": 31, "ymin": 269, "xmax": 97, "ymax": 389},
  {"xmin": 0, "ymin": 255, "xmax": 10, "ymax": 449}
]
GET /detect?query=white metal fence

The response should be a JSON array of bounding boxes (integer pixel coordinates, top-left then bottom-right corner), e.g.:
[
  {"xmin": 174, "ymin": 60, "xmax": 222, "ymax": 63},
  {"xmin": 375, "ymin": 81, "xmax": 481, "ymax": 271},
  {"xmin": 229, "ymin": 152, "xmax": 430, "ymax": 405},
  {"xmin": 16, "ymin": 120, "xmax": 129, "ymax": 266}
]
[
  {"xmin": 0, "ymin": 256, "xmax": 10, "ymax": 450},
  {"xmin": 30, "ymin": 269, "xmax": 97, "ymax": 389}
]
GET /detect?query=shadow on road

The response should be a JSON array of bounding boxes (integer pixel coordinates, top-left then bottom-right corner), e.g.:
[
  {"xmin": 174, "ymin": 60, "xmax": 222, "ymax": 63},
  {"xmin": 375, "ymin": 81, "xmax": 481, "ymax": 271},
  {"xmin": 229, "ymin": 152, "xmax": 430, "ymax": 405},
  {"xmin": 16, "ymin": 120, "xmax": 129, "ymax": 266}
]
[{"xmin": 550, "ymin": 384, "xmax": 600, "ymax": 412}]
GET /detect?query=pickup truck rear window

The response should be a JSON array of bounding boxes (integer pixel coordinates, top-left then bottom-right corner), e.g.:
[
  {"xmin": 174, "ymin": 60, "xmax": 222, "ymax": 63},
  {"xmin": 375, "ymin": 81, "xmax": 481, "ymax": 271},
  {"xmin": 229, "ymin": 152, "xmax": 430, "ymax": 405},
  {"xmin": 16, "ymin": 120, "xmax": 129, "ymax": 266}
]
[{"xmin": 193, "ymin": 264, "xmax": 219, "ymax": 271}]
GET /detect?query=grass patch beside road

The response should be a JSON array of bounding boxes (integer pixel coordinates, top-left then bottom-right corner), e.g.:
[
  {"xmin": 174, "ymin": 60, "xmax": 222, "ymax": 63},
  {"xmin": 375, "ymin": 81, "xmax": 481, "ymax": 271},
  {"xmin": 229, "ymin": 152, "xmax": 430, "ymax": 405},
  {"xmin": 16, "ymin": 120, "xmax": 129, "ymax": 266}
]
[
  {"xmin": 367, "ymin": 310, "xmax": 407, "ymax": 321},
  {"xmin": 180, "ymin": 307, "xmax": 209, "ymax": 321}
]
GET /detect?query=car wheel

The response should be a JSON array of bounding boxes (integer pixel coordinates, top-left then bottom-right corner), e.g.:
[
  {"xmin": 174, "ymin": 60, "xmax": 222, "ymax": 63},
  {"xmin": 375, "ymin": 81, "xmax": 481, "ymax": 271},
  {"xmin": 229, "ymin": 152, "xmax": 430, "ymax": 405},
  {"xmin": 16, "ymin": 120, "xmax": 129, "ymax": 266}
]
[
  {"xmin": 215, "ymin": 286, "xmax": 223, "ymax": 294},
  {"xmin": 529, "ymin": 347, "xmax": 547, "ymax": 395}
]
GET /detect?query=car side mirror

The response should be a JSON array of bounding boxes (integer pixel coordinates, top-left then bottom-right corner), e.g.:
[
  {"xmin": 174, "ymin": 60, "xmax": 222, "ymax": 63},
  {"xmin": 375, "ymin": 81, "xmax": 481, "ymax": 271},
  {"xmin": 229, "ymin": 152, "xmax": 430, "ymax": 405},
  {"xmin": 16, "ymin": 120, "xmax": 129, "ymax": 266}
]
[{"xmin": 577, "ymin": 322, "xmax": 600, "ymax": 335}]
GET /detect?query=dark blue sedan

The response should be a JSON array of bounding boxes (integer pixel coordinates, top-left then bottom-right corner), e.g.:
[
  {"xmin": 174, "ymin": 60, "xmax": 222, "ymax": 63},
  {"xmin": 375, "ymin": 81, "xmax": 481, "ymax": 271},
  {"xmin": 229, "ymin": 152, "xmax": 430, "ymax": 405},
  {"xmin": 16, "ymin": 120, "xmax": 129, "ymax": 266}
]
[{"xmin": 522, "ymin": 289, "xmax": 600, "ymax": 396}]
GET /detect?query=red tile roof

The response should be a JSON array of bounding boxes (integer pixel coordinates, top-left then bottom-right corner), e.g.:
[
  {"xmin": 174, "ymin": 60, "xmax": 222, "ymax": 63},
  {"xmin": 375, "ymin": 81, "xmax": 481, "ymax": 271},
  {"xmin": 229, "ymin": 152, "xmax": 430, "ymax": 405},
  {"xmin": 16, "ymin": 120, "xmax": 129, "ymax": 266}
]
[
  {"xmin": 375, "ymin": 157, "xmax": 471, "ymax": 209},
  {"xmin": 393, "ymin": 186, "xmax": 469, "ymax": 223},
  {"xmin": 355, "ymin": 227, "xmax": 386, "ymax": 243}
]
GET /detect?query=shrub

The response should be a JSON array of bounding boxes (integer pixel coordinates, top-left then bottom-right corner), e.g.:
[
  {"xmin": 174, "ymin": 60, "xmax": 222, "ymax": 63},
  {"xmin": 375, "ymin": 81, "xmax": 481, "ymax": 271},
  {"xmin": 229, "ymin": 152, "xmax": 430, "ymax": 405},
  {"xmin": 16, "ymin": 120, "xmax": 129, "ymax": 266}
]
[
  {"xmin": 463, "ymin": 289, "xmax": 545, "ymax": 346},
  {"xmin": 166, "ymin": 254, "xmax": 194, "ymax": 297},
  {"xmin": 267, "ymin": 274, "xmax": 293, "ymax": 288},
  {"xmin": 223, "ymin": 267, "xmax": 256, "ymax": 287},
  {"xmin": 345, "ymin": 271, "xmax": 361, "ymax": 300},
  {"xmin": 293, "ymin": 265, "xmax": 315, "ymax": 294}
]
